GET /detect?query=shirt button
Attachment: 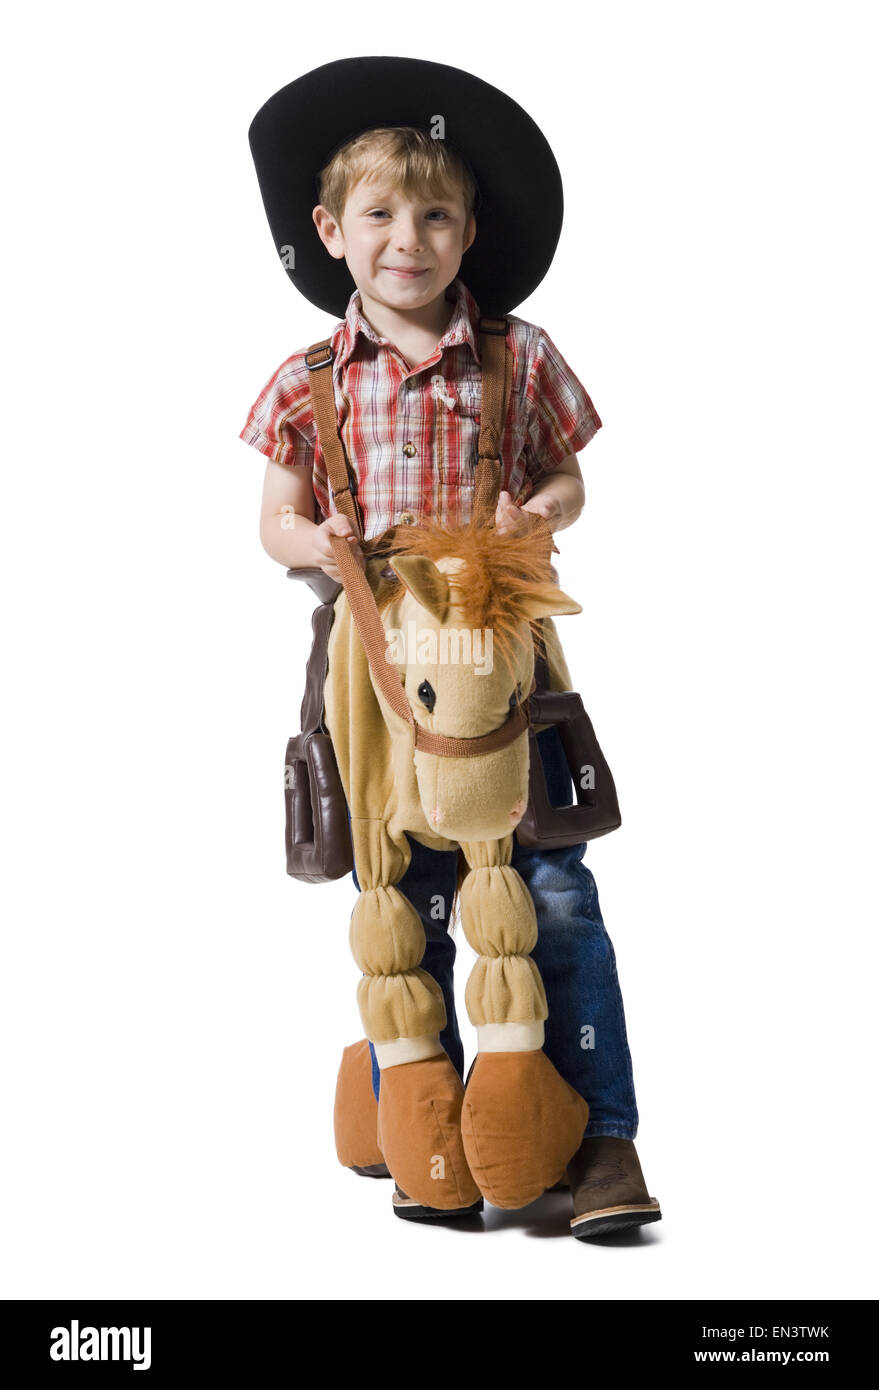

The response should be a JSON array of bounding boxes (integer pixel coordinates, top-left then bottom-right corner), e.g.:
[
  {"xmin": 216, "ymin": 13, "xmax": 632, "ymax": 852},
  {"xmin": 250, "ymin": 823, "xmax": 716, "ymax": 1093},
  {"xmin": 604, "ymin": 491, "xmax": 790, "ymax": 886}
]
[{"xmin": 402, "ymin": 442, "xmax": 417, "ymax": 457}]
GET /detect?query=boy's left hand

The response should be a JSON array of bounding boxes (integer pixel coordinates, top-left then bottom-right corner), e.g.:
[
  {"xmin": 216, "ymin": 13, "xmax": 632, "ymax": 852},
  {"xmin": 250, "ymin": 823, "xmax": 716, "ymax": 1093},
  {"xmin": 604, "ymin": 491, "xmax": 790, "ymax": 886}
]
[{"xmin": 495, "ymin": 489, "xmax": 561, "ymax": 537}]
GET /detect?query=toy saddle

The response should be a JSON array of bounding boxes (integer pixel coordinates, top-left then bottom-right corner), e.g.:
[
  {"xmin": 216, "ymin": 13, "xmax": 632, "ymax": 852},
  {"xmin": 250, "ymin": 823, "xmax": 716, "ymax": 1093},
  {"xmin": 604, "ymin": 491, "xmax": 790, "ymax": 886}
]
[{"xmin": 284, "ymin": 315, "xmax": 621, "ymax": 883}]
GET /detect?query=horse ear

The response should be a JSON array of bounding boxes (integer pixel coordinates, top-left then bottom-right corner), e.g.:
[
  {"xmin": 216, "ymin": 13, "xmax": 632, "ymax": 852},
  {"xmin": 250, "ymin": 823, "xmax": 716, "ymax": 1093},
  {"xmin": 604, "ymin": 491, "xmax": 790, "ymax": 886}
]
[
  {"xmin": 518, "ymin": 583, "xmax": 583, "ymax": 619},
  {"xmin": 389, "ymin": 555, "xmax": 451, "ymax": 624}
]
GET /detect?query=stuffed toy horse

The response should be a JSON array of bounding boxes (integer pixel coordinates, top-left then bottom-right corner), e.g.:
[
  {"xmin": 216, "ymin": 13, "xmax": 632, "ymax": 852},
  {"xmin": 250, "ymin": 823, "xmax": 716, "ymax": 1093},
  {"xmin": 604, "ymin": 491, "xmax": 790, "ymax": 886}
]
[{"xmin": 324, "ymin": 514, "xmax": 590, "ymax": 1211}]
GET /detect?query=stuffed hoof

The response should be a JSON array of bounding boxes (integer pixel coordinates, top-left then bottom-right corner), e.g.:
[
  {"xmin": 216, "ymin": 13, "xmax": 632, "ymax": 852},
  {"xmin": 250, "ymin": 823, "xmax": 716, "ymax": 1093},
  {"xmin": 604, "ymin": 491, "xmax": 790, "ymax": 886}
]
[
  {"xmin": 376, "ymin": 1054, "xmax": 481, "ymax": 1210},
  {"xmin": 461, "ymin": 1050, "xmax": 589, "ymax": 1209},
  {"xmin": 333, "ymin": 1039, "xmax": 385, "ymax": 1170}
]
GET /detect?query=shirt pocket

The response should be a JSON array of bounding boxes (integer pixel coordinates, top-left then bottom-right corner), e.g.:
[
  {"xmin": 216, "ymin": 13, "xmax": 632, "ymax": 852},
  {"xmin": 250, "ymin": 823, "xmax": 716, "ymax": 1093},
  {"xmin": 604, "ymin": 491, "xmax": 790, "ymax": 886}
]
[
  {"xmin": 429, "ymin": 373, "xmax": 481, "ymax": 490},
  {"xmin": 447, "ymin": 377, "xmax": 482, "ymax": 417},
  {"xmin": 454, "ymin": 375, "xmax": 529, "ymax": 501},
  {"xmin": 431, "ymin": 373, "xmax": 527, "ymax": 503},
  {"xmin": 428, "ymin": 372, "xmax": 481, "ymax": 418}
]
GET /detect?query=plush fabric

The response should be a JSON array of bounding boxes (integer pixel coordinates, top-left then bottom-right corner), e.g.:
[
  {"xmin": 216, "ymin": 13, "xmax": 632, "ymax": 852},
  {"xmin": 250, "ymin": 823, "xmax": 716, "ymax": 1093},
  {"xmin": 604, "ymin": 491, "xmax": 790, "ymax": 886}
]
[
  {"xmin": 332, "ymin": 1040, "xmax": 384, "ymax": 1170},
  {"xmin": 376, "ymin": 1055, "xmax": 481, "ymax": 1211},
  {"xmin": 323, "ymin": 522, "xmax": 589, "ymax": 1208},
  {"xmin": 461, "ymin": 1051, "xmax": 589, "ymax": 1208}
]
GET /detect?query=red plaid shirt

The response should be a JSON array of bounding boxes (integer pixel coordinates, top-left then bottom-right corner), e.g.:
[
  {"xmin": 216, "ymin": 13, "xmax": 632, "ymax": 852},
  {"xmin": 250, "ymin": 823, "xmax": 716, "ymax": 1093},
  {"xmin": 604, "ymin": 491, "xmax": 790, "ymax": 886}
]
[{"xmin": 239, "ymin": 276, "xmax": 602, "ymax": 542}]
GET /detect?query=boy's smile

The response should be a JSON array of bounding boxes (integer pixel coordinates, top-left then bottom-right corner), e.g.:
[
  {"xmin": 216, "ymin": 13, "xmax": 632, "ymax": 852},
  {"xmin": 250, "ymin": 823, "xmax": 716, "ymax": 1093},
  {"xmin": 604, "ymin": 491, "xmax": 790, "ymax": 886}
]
[{"xmin": 313, "ymin": 178, "xmax": 476, "ymax": 344}]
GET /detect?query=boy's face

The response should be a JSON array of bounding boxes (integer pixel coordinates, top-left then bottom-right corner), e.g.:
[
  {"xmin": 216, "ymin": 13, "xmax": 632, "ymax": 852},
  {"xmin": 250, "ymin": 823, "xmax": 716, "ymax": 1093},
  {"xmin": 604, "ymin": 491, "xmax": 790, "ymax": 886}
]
[{"xmin": 313, "ymin": 176, "xmax": 476, "ymax": 314}]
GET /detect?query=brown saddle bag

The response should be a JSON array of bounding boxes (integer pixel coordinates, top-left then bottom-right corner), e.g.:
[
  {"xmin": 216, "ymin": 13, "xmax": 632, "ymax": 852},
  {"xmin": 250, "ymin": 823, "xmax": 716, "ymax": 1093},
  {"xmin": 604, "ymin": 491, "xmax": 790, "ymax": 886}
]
[{"xmin": 284, "ymin": 570, "xmax": 352, "ymax": 883}]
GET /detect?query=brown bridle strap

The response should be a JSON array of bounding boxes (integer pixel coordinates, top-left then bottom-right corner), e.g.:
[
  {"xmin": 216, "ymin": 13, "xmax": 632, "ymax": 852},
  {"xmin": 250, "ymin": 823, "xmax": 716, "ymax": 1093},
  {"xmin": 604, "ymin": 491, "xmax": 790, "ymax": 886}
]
[
  {"xmin": 328, "ymin": 531, "xmax": 534, "ymax": 758},
  {"xmin": 305, "ymin": 343, "xmax": 365, "ymax": 540},
  {"xmin": 472, "ymin": 316, "xmax": 512, "ymax": 527}
]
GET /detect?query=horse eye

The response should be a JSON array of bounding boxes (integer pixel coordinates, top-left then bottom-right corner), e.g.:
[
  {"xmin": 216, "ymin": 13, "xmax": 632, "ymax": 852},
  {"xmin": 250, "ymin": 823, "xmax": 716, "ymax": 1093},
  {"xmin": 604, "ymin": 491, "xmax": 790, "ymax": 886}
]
[
  {"xmin": 417, "ymin": 679, "xmax": 436, "ymax": 713},
  {"xmin": 509, "ymin": 682, "xmax": 523, "ymax": 709}
]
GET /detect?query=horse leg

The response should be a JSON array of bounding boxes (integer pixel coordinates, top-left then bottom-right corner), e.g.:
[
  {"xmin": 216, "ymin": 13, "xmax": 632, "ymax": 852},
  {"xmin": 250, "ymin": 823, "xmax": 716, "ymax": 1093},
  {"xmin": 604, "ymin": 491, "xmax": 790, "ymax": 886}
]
[
  {"xmin": 323, "ymin": 586, "xmax": 477, "ymax": 1209},
  {"xmin": 457, "ymin": 835, "xmax": 590, "ymax": 1208},
  {"xmin": 332, "ymin": 1039, "xmax": 386, "ymax": 1174},
  {"xmin": 347, "ymin": 819, "xmax": 479, "ymax": 1210}
]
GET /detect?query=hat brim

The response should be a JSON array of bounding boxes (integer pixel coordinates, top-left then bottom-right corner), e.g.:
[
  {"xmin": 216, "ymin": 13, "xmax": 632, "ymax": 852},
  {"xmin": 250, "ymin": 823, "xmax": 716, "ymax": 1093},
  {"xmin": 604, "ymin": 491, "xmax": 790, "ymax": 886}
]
[{"xmin": 247, "ymin": 55, "xmax": 563, "ymax": 317}]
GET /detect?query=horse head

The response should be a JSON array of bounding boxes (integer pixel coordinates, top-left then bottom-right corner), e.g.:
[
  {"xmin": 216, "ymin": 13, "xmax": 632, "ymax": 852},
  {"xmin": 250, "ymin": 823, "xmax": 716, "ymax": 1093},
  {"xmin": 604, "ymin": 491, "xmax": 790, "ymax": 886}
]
[{"xmin": 379, "ymin": 517, "xmax": 581, "ymax": 842}]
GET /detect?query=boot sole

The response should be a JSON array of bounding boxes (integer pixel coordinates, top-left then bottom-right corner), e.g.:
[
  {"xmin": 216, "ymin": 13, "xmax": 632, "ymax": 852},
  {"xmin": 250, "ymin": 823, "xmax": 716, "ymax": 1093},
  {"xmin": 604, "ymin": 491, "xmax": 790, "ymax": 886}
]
[
  {"xmin": 392, "ymin": 1191, "xmax": 484, "ymax": 1221},
  {"xmin": 571, "ymin": 1201, "xmax": 662, "ymax": 1239}
]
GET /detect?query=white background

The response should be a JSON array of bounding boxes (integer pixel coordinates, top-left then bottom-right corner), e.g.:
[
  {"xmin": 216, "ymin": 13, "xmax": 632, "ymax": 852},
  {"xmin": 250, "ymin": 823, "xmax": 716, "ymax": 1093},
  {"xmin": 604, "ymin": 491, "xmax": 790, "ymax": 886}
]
[{"xmin": 2, "ymin": 1, "xmax": 877, "ymax": 1301}]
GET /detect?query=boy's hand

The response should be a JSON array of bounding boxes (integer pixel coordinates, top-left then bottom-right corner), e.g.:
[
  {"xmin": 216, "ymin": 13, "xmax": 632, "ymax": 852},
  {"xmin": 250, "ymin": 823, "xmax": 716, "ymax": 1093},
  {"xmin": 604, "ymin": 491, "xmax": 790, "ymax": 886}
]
[
  {"xmin": 313, "ymin": 515, "xmax": 366, "ymax": 582},
  {"xmin": 494, "ymin": 490, "xmax": 529, "ymax": 537},
  {"xmin": 495, "ymin": 490, "xmax": 561, "ymax": 537}
]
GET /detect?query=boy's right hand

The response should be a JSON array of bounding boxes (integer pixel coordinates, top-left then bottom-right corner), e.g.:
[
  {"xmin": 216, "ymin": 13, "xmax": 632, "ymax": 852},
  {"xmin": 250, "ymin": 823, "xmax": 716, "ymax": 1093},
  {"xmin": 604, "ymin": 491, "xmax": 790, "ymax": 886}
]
[{"xmin": 312, "ymin": 514, "xmax": 367, "ymax": 582}]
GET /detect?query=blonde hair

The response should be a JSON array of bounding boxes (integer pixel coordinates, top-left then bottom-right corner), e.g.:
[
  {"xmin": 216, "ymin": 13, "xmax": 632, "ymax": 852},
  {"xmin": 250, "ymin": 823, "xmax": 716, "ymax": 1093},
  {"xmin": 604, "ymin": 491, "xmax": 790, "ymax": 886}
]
[{"xmin": 316, "ymin": 125, "xmax": 478, "ymax": 224}]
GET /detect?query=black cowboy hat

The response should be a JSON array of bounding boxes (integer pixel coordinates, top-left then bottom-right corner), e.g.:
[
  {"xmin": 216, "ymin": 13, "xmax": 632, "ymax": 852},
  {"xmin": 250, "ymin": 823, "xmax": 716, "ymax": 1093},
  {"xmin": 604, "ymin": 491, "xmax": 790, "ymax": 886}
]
[{"xmin": 246, "ymin": 56, "xmax": 563, "ymax": 318}]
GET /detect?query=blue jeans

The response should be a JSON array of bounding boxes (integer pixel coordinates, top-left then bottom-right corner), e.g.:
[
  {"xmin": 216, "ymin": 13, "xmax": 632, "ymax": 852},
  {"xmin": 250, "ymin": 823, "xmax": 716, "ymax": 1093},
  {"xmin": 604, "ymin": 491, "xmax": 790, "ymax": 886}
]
[{"xmin": 349, "ymin": 726, "xmax": 639, "ymax": 1139}]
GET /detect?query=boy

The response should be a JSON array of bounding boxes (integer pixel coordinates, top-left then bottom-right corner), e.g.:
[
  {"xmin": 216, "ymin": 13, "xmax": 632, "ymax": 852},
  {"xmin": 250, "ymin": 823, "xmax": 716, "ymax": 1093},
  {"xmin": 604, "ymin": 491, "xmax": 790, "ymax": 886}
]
[{"xmin": 240, "ymin": 59, "xmax": 660, "ymax": 1238}]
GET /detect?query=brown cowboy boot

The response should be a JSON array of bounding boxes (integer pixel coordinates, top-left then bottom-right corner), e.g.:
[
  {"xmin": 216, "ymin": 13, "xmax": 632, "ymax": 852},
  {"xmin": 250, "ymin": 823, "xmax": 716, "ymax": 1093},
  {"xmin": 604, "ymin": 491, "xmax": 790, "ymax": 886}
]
[{"xmin": 567, "ymin": 1136, "xmax": 662, "ymax": 1239}]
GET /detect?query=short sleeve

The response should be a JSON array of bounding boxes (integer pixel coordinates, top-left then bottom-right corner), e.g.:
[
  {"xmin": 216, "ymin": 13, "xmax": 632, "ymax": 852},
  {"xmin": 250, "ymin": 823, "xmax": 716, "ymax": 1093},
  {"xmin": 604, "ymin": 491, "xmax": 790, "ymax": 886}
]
[
  {"xmin": 521, "ymin": 328, "xmax": 602, "ymax": 484},
  {"xmin": 238, "ymin": 353, "xmax": 315, "ymax": 467}
]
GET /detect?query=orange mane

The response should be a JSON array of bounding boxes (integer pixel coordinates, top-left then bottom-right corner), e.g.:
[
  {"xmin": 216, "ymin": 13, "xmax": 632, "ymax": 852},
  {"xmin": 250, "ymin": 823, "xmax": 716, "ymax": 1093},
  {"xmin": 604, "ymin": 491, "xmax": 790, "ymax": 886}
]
[{"xmin": 374, "ymin": 515, "xmax": 559, "ymax": 681}]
